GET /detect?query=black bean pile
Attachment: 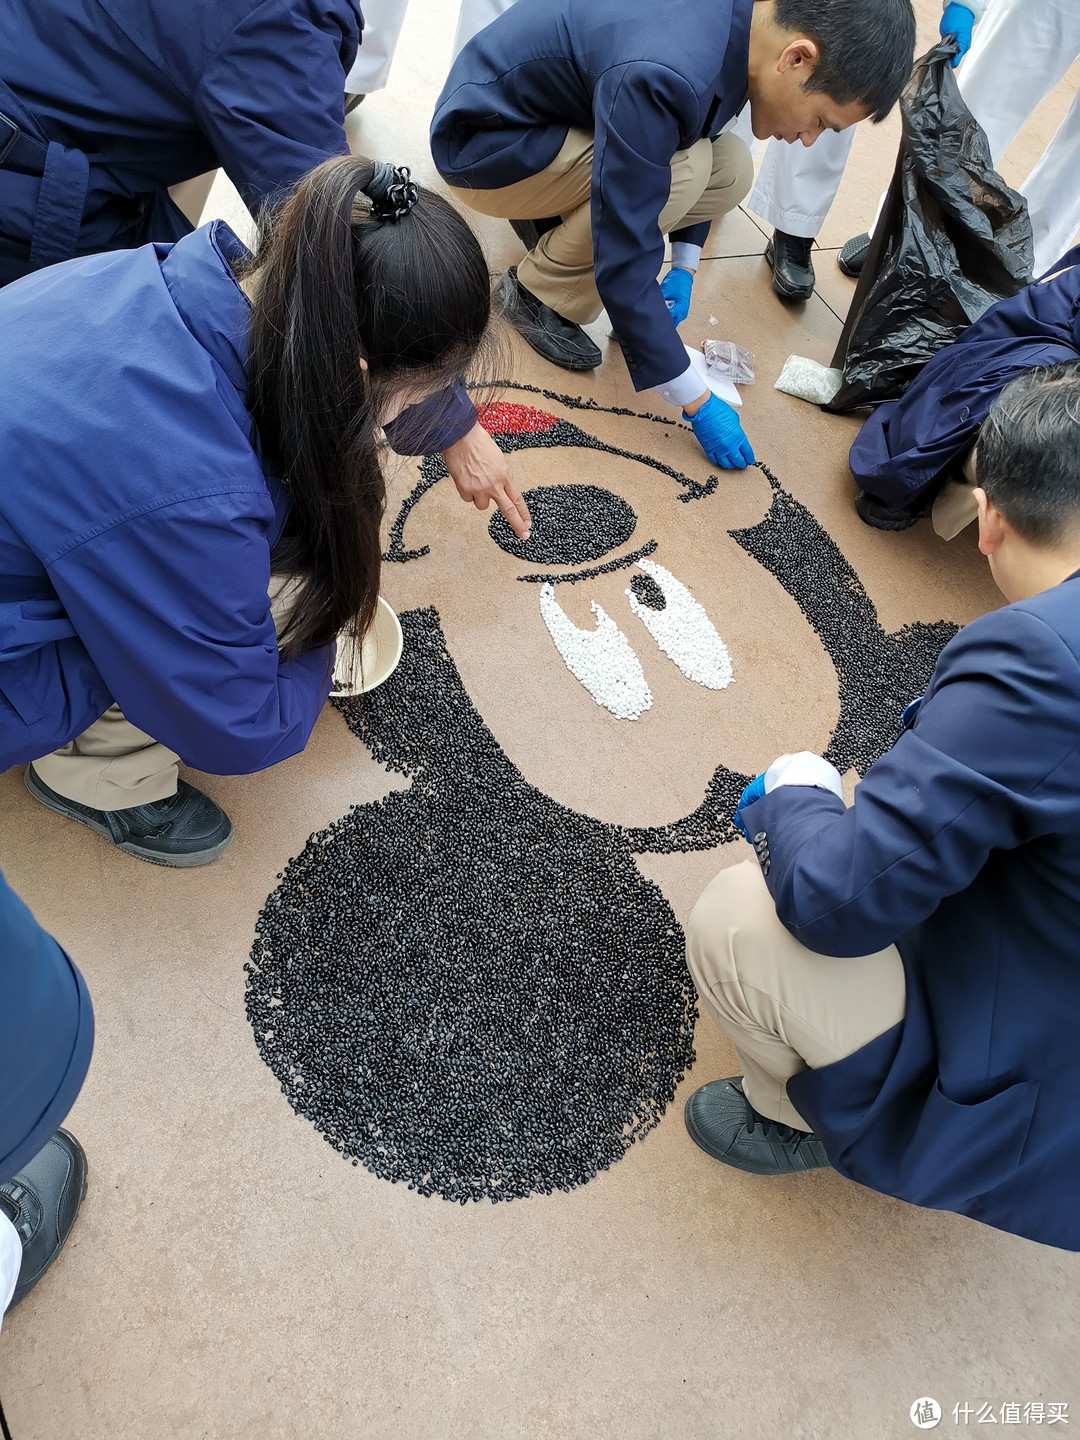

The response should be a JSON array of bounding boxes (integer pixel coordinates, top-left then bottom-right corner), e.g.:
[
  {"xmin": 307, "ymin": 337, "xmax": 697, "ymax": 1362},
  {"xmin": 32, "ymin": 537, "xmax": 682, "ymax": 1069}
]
[
  {"xmin": 516, "ymin": 541, "xmax": 658, "ymax": 586},
  {"xmin": 630, "ymin": 573, "xmax": 666, "ymax": 610},
  {"xmin": 733, "ymin": 465, "xmax": 958, "ymax": 777},
  {"xmin": 250, "ymin": 421, "xmax": 960, "ymax": 1204},
  {"xmin": 488, "ymin": 484, "xmax": 637, "ymax": 564},
  {"xmin": 247, "ymin": 607, "xmax": 697, "ymax": 1204}
]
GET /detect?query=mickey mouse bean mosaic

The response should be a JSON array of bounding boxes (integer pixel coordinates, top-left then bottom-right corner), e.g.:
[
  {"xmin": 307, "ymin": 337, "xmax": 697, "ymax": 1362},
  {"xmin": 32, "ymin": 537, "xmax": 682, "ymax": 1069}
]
[{"xmin": 246, "ymin": 392, "xmax": 957, "ymax": 1204}]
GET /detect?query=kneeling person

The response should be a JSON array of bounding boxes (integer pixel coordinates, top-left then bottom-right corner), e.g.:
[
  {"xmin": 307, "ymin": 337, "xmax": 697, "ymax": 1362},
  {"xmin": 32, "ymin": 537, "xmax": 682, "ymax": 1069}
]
[
  {"xmin": 431, "ymin": 0, "xmax": 915, "ymax": 471},
  {"xmin": 685, "ymin": 362, "xmax": 1080, "ymax": 1252}
]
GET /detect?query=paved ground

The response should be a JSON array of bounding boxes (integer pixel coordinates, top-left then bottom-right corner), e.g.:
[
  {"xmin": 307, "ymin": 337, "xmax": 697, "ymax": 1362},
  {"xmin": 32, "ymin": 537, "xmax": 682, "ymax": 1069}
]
[{"xmin": 1, "ymin": 2, "xmax": 1078, "ymax": 1436}]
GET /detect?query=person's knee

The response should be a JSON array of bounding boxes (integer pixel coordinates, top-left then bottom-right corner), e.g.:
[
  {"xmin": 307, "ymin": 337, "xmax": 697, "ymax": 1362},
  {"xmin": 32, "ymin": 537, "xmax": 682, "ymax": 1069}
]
[
  {"xmin": 710, "ymin": 134, "xmax": 754, "ymax": 208},
  {"xmin": 685, "ymin": 860, "xmax": 769, "ymax": 993}
]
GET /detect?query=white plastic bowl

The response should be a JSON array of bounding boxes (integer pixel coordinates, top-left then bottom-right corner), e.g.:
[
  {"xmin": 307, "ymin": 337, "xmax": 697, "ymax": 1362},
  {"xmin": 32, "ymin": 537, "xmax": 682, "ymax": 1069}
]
[{"xmin": 332, "ymin": 595, "xmax": 404, "ymax": 696}]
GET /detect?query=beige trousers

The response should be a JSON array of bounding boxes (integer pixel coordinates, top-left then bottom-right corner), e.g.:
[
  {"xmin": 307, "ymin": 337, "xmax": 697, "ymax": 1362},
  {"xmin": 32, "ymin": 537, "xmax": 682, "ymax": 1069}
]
[
  {"xmin": 685, "ymin": 861, "xmax": 906, "ymax": 1131},
  {"xmin": 449, "ymin": 128, "xmax": 754, "ymax": 323},
  {"xmin": 31, "ymin": 575, "xmax": 304, "ymax": 811}
]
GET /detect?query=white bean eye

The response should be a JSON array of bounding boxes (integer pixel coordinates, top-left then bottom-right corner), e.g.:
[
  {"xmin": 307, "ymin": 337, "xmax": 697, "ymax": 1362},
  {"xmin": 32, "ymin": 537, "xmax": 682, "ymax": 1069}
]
[
  {"xmin": 625, "ymin": 559, "xmax": 734, "ymax": 690},
  {"xmin": 539, "ymin": 583, "xmax": 653, "ymax": 721}
]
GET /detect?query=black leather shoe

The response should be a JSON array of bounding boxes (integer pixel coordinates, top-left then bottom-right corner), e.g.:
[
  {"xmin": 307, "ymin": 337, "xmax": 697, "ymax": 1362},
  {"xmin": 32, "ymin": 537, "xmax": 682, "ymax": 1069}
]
[
  {"xmin": 496, "ymin": 266, "xmax": 602, "ymax": 371},
  {"xmin": 838, "ymin": 231, "xmax": 871, "ymax": 277},
  {"xmin": 684, "ymin": 1078, "xmax": 830, "ymax": 1175},
  {"xmin": 0, "ymin": 1129, "xmax": 87, "ymax": 1312},
  {"xmin": 508, "ymin": 217, "xmax": 560, "ymax": 251},
  {"xmin": 26, "ymin": 766, "xmax": 234, "ymax": 867},
  {"xmin": 854, "ymin": 488, "xmax": 931, "ymax": 532},
  {"xmin": 765, "ymin": 230, "xmax": 816, "ymax": 300}
]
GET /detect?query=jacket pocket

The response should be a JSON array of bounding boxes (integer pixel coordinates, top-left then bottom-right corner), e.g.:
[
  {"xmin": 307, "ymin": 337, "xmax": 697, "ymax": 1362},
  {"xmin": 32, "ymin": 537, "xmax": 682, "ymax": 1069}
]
[
  {"xmin": 898, "ymin": 1078, "xmax": 1038, "ymax": 1211},
  {"xmin": 0, "ymin": 668, "xmax": 45, "ymax": 726}
]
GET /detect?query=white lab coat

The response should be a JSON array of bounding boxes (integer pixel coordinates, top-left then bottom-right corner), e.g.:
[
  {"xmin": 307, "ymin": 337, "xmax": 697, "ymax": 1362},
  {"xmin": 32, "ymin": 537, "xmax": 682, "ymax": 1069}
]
[
  {"xmin": 345, "ymin": 0, "xmax": 514, "ymax": 94},
  {"xmin": 958, "ymin": 0, "xmax": 1080, "ymax": 274}
]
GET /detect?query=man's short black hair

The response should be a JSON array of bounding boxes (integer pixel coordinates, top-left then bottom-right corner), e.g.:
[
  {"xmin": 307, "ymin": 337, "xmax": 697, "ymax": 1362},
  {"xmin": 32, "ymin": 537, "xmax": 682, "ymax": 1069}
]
[
  {"xmin": 774, "ymin": 0, "xmax": 916, "ymax": 123},
  {"xmin": 976, "ymin": 361, "xmax": 1080, "ymax": 545}
]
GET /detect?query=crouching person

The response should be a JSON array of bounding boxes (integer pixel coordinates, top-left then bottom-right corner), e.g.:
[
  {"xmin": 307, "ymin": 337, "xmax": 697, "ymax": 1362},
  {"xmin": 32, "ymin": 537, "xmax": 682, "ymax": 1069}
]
[
  {"xmin": 0, "ymin": 155, "xmax": 526, "ymax": 867},
  {"xmin": 684, "ymin": 362, "xmax": 1080, "ymax": 1251}
]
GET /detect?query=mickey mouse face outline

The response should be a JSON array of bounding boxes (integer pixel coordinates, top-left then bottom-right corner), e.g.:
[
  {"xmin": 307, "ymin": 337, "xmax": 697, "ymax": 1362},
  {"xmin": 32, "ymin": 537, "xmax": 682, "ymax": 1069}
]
[{"xmin": 245, "ymin": 395, "xmax": 958, "ymax": 1204}]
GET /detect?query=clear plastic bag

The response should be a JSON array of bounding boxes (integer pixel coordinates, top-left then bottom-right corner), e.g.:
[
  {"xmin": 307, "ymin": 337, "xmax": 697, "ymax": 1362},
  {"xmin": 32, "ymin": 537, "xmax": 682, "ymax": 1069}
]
[{"xmin": 702, "ymin": 339, "xmax": 755, "ymax": 385}]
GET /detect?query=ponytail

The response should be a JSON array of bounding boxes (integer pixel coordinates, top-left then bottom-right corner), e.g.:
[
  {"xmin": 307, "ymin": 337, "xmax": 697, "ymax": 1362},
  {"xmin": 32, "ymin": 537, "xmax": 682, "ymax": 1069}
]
[{"xmin": 243, "ymin": 156, "xmax": 491, "ymax": 658}]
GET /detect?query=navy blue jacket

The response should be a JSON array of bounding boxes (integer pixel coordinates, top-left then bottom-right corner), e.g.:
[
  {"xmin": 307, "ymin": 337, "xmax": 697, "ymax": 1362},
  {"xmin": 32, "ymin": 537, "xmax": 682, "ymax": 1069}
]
[
  {"xmin": 431, "ymin": 0, "xmax": 753, "ymax": 392},
  {"xmin": 0, "ymin": 0, "xmax": 362, "ymax": 285},
  {"xmin": 0, "ymin": 869, "xmax": 93, "ymax": 1185},
  {"xmin": 741, "ymin": 575, "xmax": 1080, "ymax": 1250},
  {"xmin": 0, "ymin": 222, "xmax": 472, "ymax": 779},
  {"xmin": 850, "ymin": 250, "xmax": 1080, "ymax": 507}
]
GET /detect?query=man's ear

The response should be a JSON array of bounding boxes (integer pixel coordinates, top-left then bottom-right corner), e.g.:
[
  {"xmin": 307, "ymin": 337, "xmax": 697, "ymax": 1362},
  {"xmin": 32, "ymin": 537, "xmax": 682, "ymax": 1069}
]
[
  {"xmin": 974, "ymin": 486, "xmax": 1008, "ymax": 557},
  {"xmin": 777, "ymin": 37, "xmax": 819, "ymax": 74}
]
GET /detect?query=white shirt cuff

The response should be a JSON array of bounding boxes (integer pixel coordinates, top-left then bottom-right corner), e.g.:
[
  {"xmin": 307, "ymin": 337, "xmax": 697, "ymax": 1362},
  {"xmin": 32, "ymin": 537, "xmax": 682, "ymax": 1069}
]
[
  {"xmin": 655, "ymin": 362, "xmax": 706, "ymax": 410},
  {"xmin": 764, "ymin": 751, "xmax": 844, "ymax": 801},
  {"xmin": 669, "ymin": 242, "xmax": 702, "ymax": 272}
]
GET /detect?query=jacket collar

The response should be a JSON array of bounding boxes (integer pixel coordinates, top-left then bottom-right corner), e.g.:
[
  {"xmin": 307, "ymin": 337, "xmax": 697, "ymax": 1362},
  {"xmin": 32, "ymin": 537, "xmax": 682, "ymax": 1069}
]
[{"xmin": 159, "ymin": 221, "xmax": 252, "ymax": 408}]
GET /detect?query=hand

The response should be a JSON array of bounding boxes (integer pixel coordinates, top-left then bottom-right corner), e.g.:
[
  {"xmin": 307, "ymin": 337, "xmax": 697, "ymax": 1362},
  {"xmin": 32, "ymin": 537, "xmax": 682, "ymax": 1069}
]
[
  {"xmin": 660, "ymin": 266, "xmax": 694, "ymax": 327},
  {"xmin": 442, "ymin": 421, "xmax": 532, "ymax": 540},
  {"xmin": 733, "ymin": 772, "xmax": 767, "ymax": 839},
  {"xmin": 940, "ymin": 2, "xmax": 975, "ymax": 64},
  {"xmin": 683, "ymin": 392, "xmax": 755, "ymax": 469}
]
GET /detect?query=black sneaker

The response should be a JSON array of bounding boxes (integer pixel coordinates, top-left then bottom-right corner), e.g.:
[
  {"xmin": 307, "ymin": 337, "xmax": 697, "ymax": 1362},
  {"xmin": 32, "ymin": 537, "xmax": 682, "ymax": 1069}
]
[
  {"xmin": 0, "ymin": 1129, "xmax": 87, "ymax": 1312},
  {"xmin": 854, "ymin": 488, "xmax": 931, "ymax": 532},
  {"xmin": 684, "ymin": 1078, "xmax": 830, "ymax": 1176},
  {"xmin": 838, "ymin": 231, "xmax": 871, "ymax": 277},
  {"xmin": 496, "ymin": 266, "xmax": 602, "ymax": 371},
  {"xmin": 25, "ymin": 766, "xmax": 234, "ymax": 867},
  {"xmin": 765, "ymin": 230, "xmax": 816, "ymax": 301}
]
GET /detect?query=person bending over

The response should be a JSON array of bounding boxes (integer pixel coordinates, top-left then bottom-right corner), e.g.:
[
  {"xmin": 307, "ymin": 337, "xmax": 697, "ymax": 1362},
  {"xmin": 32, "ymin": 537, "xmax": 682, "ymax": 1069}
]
[
  {"xmin": 0, "ymin": 155, "xmax": 529, "ymax": 868},
  {"xmin": 848, "ymin": 248, "xmax": 1080, "ymax": 531},
  {"xmin": 684, "ymin": 362, "xmax": 1080, "ymax": 1252},
  {"xmin": 0, "ymin": 0, "xmax": 365, "ymax": 287},
  {"xmin": 431, "ymin": 0, "xmax": 915, "ymax": 471}
]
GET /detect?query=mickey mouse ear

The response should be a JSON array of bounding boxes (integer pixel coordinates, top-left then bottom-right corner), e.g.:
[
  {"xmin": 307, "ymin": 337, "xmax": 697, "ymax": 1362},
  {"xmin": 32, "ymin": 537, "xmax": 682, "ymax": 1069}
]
[{"xmin": 362, "ymin": 161, "xmax": 420, "ymax": 221}]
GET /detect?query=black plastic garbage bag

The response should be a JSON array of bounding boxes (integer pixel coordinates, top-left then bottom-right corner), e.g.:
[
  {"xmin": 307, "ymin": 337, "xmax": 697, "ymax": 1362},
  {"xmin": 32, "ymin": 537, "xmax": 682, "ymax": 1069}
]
[{"xmin": 825, "ymin": 39, "xmax": 1034, "ymax": 413}]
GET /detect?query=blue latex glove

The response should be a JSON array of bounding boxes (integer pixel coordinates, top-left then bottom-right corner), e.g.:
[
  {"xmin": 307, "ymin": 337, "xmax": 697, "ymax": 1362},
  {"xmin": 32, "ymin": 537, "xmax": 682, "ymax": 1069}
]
[
  {"xmin": 684, "ymin": 393, "xmax": 755, "ymax": 469},
  {"xmin": 940, "ymin": 2, "xmax": 975, "ymax": 65},
  {"xmin": 660, "ymin": 266, "xmax": 694, "ymax": 326},
  {"xmin": 734, "ymin": 773, "xmax": 767, "ymax": 839}
]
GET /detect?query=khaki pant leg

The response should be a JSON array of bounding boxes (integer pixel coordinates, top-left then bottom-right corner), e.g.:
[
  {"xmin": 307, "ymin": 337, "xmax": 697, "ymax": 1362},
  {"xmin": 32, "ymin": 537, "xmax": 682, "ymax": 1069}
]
[
  {"xmin": 451, "ymin": 131, "xmax": 738, "ymax": 324},
  {"xmin": 32, "ymin": 706, "xmax": 181, "ymax": 810},
  {"xmin": 667, "ymin": 133, "xmax": 755, "ymax": 232},
  {"xmin": 31, "ymin": 574, "xmax": 307, "ymax": 811},
  {"xmin": 685, "ymin": 860, "xmax": 906, "ymax": 1130}
]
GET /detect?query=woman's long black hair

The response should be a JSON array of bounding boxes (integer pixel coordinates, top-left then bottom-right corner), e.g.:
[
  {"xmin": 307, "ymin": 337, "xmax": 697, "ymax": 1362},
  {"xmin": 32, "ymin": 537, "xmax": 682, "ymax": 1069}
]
[{"xmin": 243, "ymin": 155, "xmax": 492, "ymax": 658}]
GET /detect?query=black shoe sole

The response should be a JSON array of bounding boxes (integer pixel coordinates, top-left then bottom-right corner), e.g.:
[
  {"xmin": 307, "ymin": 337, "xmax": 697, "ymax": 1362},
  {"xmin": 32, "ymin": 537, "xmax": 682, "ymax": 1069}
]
[
  {"xmin": 25, "ymin": 767, "xmax": 234, "ymax": 868},
  {"xmin": 496, "ymin": 272, "xmax": 602, "ymax": 372},
  {"xmin": 854, "ymin": 491, "xmax": 927, "ymax": 532},
  {"xmin": 765, "ymin": 239, "xmax": 815, "ymax": 302},
  {"xmin": 7, "ymin": 1128, "xmax": 88, "ymax": 1313}
]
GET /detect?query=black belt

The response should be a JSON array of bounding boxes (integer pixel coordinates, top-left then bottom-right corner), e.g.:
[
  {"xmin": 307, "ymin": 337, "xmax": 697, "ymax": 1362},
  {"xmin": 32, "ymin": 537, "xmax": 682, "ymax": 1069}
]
[{"xmin": 0, "ymin": 111, "xmax": 48, "ymax": 177}]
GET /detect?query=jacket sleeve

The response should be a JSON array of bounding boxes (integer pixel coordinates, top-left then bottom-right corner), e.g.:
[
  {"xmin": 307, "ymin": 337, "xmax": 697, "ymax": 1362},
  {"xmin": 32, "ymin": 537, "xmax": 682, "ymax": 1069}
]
[
  {"xmin": 590, "ymin": 63, "xmax": 703, "ymax": 392},
  {"xmin": 741, "ymin": 607, "xmax": 1080, "ymax": 956},
  {"xmin": 382, "ymin": 382, "xmax": 478, "ymax": 456},
  {"xmin": 46, "ymin": 490, "xmax": 332, "ymax": 776},
  {"xmin": 192, "ymin": 0, "xmax": 362, "ymax": 213}
]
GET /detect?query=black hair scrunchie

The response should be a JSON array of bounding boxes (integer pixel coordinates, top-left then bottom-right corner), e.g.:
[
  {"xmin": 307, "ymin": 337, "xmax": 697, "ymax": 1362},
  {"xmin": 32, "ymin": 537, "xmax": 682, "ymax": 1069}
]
[{"xmin": 363, "ymin": 161, "xmax": 420, "ymax": 221}]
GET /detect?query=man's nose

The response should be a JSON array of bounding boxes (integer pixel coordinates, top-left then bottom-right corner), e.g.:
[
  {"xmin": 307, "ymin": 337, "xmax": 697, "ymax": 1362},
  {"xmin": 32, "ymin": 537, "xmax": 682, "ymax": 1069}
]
[{"xmin": 799, "ymin": 130, "xmax": 819, "ymax": 147}]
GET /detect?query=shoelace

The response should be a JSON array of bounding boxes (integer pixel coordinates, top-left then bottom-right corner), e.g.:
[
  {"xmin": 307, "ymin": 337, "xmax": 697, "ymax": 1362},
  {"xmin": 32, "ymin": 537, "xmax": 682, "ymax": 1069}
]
[
  {"xmin": 783, "ymin": 234, "xmax": 814, "ymax": 268},
  {"xmin": 743, "ymin": 1106, "xmax": 816, "ymax": 1148}
]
